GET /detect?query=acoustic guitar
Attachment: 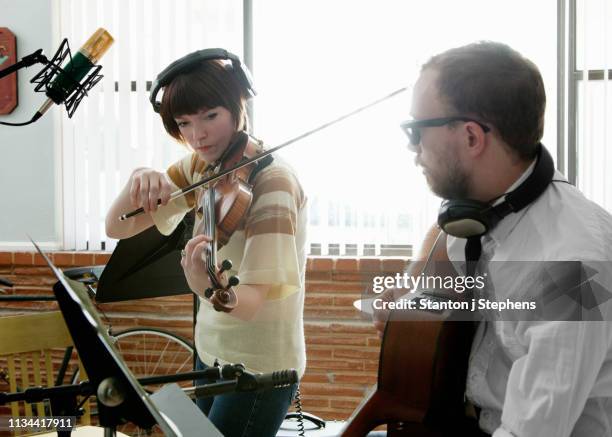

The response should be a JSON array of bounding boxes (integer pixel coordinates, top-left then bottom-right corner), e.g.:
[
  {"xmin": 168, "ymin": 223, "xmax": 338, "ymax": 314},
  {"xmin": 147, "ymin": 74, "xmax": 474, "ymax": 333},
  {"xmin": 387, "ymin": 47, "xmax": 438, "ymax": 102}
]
[{"xmin": 342, "ymin": 229, "xmax": 477, "ymax": 436}]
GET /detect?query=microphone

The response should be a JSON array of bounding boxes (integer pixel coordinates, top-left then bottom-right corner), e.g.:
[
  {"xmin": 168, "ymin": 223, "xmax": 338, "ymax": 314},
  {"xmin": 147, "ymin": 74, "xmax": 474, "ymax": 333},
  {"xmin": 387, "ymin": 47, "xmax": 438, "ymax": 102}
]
[
  {"xmin": 34, "ymin": 28, "xmax": 114, "ymax": 121},
  {"xmin": 244, "ymin": 369, "xmax": 299, "ymax": 391},
  {"xmin": 192, "ymin": 368, "xmax": 298, "ymax": 399}
]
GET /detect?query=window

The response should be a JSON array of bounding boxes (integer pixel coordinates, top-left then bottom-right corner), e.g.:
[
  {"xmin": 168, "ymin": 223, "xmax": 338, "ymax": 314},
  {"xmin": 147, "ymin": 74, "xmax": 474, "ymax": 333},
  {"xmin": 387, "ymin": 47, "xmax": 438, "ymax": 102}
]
[
  {"xmin": 251, "ymin": 0, "xmax": 558, "ymax": 255},
  {"xmin": 561, "ymin": 0, "xmax": 612, "ymax": 211},
  {"xmin": 60, "ymin": 1, "xmax": 558, "ymax": 254}
]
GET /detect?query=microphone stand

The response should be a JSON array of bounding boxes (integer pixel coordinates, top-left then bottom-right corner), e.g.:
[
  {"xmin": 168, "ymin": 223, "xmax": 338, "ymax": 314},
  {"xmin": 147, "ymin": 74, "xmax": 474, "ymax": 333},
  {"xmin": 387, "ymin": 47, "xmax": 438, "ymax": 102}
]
[
  {"xmin": 0, "ymin": 364, "xmax": 297, "ymax": 436},
  {"xmin": 0, "ymin": 49, "xmax": 48, "ymax": 79}
]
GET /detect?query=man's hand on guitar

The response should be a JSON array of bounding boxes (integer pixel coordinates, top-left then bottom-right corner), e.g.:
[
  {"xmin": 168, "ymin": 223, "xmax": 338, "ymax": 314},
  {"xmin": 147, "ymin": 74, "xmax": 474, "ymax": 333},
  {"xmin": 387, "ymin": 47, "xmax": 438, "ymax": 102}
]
[{"xmin": 372, "ymin": 287, "xmax": 403, "ymax": 338}]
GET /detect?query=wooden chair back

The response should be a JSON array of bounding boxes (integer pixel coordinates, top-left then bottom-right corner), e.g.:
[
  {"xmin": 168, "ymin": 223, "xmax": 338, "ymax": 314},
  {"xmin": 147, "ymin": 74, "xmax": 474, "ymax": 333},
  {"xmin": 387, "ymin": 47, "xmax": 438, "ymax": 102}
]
[{"xmin": 0, "ymin": 311, "xmax": 90, "ymax": 435}]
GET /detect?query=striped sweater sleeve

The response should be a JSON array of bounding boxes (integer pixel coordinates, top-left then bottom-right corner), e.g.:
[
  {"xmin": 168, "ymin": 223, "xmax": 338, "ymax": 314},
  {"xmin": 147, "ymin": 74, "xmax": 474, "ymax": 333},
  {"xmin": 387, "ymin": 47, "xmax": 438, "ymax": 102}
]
[
  {"xmin": 237, "ymin": 164, "xmax": 305, "ymax": 297},
  {"xmin": 150, "ymin": 153, "xmax": 202, "ymax": 235}
]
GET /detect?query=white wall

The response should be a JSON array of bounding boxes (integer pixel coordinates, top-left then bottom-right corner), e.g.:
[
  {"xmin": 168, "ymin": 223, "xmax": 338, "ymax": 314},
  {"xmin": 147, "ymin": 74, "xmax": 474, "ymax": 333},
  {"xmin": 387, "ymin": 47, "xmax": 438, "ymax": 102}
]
[{"xmin": 0, "ymin": 0, "xmax": 60, "ymax": 248}]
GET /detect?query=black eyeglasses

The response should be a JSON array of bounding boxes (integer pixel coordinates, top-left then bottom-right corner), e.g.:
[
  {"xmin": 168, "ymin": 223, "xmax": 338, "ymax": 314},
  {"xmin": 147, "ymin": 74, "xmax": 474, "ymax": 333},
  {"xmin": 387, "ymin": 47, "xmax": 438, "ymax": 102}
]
[{"xmin": 400, "ymin": 116, "xmax": 491, "ymax": 151}]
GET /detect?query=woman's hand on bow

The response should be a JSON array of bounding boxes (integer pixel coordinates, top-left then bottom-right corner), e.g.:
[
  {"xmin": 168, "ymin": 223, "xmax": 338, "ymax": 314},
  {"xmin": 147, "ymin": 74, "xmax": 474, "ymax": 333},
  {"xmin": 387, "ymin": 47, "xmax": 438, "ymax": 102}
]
[{"xmin": 129, "ymin": 167, "xmax": 173, "ymax": 213}]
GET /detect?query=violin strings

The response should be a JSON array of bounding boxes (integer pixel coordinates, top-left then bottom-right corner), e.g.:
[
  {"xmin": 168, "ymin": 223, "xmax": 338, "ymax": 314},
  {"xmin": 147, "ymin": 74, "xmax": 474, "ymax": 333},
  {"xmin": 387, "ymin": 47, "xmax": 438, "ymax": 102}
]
[{"xmin": 204, "ymin": 187, "xmax": 219, "ymax": 289}]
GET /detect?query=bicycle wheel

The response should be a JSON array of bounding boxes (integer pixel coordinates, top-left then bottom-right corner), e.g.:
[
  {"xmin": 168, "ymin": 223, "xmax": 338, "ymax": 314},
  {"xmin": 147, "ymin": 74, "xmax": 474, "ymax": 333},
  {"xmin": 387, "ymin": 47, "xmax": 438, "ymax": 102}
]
[{"xmin": 72, "ymin": 327, "xmax": 195, "ymax": 436}]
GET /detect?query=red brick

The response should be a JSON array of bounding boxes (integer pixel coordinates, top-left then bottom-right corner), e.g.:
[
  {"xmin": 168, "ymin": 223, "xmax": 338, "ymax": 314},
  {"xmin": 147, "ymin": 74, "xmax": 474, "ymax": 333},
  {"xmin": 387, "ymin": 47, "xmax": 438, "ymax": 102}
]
[
  {"xmin": 310, "ymin": 257, "xmax": 334, "ymax": 272},
  {"xmin": 307, "ymin": 336, "xmax": 367, "ymax": 346},
  {"xmin": 300, "ymin": 373, "xmax": 331, "ymax": 383},
  {"xmin": 14, "ymin": 252, "xmax": 33, "ymax": 265},
  {"xmin": 330, "ymin": 323, "xmax": 377, "ymax": 335},
  {"xmin": 2, "ymin": 301, "xmax": 58, "ymax": 311},
  {"xmin": 300, "ymin": 383, "xmax": 365, "ymax": 398},
  {"xmin": 305, "ymin": 295, "xmax": 334, "ymax": 306},
  {"xmin": 359, "ymin": 257, "xmax": 382, "ymax": 272},
  {"xmin": 307, "ymin": 282, "xmax": 363, "ymax": 293},
  {"xmin": 304, "ymin": 323, "xmax": 332, "ymax": 335},
  {"xmin": 10, "ymin": 275, "xmax": 57, "ymax": 286},
  {"xmin": 367, "ymin": 337, "xmax": 382, "ymax": 347},
  {"xmin": 94, "ymin": 253, "xmax": 112, "ymax": 264},
  {"xmin": 306, "ymin": 359, "xmax": 364, "ymax": 371},
  {"xmin": 382, "ymin": 257, "xmax": 409, "ymax": 273},
  {"xmin": 33, "ymin": 253, "xmax": 53, "ymax": 266},
  {"xmin": 333, "ymin": 295, "xmax": 362, "ymax": 308},
  {"xmin": 364, "ymin": 360, "xmax": 380, "ymax": 371},
  {"xmin": 304, "ymin": 308, "xmax": 360, "ymax": 319},
  {"xmin": 332, "ymin": 272, "xmax": 365, "ymax": 282},
  {"xmin": 74, "ymin": 252, "xmax": 95, "ymax": 266},
  {"xmin": 332, "ymin": 373, "xmax": 377, "ymax": 384},
  {"xmin": 335, "ymin": 258, "xmax": 359, "ymax": 272},
  {"xmin": 305, "ymin": 271, "xmax": 333, "ymax": 281},
  {"xmin": 13, "ymin": 266, "xmax": 53, "ymax": 275},
  {"xmin": 53, "ymin": 252, "xmax": 74, "ymax": 266},
  {"xmin": 12, "ymin": 286, "xmax": 53, "ymax": 295},
  {"xmin": 0, "ymin": 252, "xmax": 13, "ymax": 265},
  {"xmin": 298, "ymin": 397, "xmax": 330, "ymax": 408},
  {"xmin": 305, "ymin": 347, "xmax": 333, "ymax": 359},
  {"xmin": 333, "ymin": 348, "xmax": 380, "ymax": 360}
]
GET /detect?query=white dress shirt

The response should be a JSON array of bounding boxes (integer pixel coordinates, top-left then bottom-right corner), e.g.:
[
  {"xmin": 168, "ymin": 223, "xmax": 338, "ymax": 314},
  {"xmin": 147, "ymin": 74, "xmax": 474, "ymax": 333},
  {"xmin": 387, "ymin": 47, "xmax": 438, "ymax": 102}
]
[{"xmin": 447, "ymin": 160, "xmax": 612, "ymax": 437}]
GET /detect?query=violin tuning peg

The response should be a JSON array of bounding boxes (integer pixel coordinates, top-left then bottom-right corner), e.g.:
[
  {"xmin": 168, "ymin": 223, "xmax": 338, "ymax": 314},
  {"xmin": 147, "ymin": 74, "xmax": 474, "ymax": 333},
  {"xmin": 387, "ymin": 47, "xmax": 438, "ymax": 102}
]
[
  {"xmin": 220, "ymin": 259, "xmax": 233, "ymax": 274},
  {"xmin": 227, "ymin": 275, "xmax": 240, "ymax": 287},
  {"xmin": 204, "ymin": 287, "xmax": 214, "ymax": 299}
]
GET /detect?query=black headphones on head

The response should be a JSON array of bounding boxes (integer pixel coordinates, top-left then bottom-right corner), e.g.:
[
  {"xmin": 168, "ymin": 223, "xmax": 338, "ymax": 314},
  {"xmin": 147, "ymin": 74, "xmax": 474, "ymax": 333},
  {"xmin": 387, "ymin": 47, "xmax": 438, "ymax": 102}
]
[
  {"xmin": 149, "ymin": 48, "xmax": 256, "ymax": 113},
  {"xmin": 437, "ymin": 144, "xmax": 555, "ymax": 238}
]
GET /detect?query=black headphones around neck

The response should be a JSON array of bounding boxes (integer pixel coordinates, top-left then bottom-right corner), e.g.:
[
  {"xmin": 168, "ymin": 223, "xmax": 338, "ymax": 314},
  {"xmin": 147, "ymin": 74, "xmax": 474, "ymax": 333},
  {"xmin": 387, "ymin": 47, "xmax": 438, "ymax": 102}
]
[
  {"xmin": 438, "ymin": 144, "xmax": 555, "ymax": 238},
  {"xmin": 149, "ymin": 48, "xmax": 256, "ymax": 113}
]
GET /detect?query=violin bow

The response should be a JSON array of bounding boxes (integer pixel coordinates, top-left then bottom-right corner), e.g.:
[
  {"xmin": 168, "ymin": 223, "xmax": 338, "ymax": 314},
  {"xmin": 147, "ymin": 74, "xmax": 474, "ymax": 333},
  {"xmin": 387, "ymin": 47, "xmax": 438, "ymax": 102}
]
[{"xmin": 119, "ymin": 86, "xmax": 407, "ymax": 221}]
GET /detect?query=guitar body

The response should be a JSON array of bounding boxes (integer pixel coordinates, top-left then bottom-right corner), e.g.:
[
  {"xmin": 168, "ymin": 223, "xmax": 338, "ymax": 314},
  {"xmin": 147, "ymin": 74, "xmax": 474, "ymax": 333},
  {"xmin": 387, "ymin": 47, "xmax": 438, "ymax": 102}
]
[{"xmin": 342, "ymin": 230, "xmax": 476, "ymax": 436}]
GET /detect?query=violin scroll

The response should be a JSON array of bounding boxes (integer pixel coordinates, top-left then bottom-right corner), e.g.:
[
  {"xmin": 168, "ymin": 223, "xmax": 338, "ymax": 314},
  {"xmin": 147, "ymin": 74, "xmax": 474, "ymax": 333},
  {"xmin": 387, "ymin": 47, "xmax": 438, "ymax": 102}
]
[{"xmin": 205, "ymin": 259, "xmax": 239, "ymax": 313}]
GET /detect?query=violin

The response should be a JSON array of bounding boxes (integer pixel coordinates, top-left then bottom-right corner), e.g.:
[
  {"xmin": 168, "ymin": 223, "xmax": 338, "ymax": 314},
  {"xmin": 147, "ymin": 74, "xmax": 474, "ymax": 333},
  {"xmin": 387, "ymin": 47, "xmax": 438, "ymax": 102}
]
[{"xmin": 194, "ymin": 131, "xmax": 271, "ymax": 313}]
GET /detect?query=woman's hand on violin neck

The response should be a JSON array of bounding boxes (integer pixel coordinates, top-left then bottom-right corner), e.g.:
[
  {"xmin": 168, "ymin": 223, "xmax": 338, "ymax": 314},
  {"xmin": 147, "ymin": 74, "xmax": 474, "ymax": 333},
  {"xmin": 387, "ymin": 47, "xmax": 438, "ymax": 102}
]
[
  {"xmin": 129, "ymin": 167, "xmax": 173, "ymax": 213},
  {"xmin": 181, "ymin": 234, "xmax": 216, "ymax": 296}
]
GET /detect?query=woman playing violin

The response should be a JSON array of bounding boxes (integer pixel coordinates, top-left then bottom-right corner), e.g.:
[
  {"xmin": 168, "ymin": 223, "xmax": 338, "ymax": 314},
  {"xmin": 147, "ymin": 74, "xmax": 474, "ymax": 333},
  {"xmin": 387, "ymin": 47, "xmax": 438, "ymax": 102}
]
[{"xmin": 105, "ymin": 51, "xmax": 307, "ymax": 437}]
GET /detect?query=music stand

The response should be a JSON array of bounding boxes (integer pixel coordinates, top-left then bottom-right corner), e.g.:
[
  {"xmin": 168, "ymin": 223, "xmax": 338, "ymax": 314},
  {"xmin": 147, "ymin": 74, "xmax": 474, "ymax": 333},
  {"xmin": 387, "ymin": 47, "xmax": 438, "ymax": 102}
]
[
  {"xmin": 95, "ymin": 214, "xmax": 193, "ymax": 303},
  {"xmin": 31, "ymin": 239, "xmax": 222, "ymax": 436}
]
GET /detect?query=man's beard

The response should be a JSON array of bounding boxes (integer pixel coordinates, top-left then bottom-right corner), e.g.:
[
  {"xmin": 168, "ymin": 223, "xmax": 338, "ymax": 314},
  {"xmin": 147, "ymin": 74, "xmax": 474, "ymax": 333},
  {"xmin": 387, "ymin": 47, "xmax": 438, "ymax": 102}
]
[{"xmin": 429, "ymin": 158, "xmax": 470, "ymax": 200}]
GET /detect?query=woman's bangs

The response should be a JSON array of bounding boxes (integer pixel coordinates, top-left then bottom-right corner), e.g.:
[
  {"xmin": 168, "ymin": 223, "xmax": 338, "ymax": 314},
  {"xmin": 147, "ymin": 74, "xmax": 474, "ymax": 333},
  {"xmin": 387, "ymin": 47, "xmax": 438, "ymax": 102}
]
[{"xmin": 166, "ymin": 74, "xmax": 222, "ymax": 117}]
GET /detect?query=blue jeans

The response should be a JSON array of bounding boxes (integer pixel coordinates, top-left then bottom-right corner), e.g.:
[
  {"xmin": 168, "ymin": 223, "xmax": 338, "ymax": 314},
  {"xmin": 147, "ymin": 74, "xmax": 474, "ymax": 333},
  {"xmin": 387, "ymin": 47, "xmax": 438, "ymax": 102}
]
[{"xmin": 195, "ymin": 356, "xmax": 298, "ymax": 437}]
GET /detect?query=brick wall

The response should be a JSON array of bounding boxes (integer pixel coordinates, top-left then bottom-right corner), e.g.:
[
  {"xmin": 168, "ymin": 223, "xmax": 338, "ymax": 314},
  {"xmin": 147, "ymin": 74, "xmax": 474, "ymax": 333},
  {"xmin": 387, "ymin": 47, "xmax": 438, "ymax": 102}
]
[{"xmin": 0, "ymin": 251, "xmax": 409, "ymax": 421}]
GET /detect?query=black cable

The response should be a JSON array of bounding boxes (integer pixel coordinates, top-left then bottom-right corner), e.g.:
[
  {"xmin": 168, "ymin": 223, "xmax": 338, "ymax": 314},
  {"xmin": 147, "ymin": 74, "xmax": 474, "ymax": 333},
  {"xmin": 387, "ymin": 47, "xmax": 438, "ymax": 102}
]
[
  {"xmin": 294, "ymin": 385, "xmax": 305, "ymax": 437},
  {"xmin": 0, "ymin": 112, "xmax": 43, "ymax": 126}
]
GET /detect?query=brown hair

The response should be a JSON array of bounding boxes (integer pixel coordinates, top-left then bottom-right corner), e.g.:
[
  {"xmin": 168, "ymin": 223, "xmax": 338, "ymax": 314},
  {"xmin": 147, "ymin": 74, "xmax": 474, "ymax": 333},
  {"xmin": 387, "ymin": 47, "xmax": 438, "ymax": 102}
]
[
  {"xmin": 159, "ymin": 59, "xmax": 248, "ymax": 142},
  {"xmin": 423, "ymin": 41, "xmax": 546, "ymax": 160}
]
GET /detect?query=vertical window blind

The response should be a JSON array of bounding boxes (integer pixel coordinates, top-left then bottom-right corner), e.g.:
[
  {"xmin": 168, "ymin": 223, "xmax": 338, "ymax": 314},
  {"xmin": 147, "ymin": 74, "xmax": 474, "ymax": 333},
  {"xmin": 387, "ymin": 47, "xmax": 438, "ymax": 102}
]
[
  {"xmin": 58, "ymin": 0, "xmax": 242, "ymax": 251},
  {"xmin": 573, "ymin": 0, "xmax": 612, "ymax": 211}
]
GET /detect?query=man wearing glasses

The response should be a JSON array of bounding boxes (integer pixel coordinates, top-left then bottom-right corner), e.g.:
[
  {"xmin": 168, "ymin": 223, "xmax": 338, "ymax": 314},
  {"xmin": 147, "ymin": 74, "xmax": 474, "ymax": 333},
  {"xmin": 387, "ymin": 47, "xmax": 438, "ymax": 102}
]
[{"xmin": 374, "ymin": 42, "xmax": 612, "ymax": 436}]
